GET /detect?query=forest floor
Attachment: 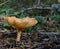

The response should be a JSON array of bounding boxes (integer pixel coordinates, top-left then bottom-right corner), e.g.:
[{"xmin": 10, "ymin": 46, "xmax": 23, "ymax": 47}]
[{"xmin": 0, "ymin": 21, "xmax": 60, "ymax": 49}]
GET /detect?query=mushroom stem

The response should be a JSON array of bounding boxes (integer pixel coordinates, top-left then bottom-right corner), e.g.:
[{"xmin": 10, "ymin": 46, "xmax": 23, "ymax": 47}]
[{"xmin": 16, "ymin": 30, "xmax": 22, "ymax": 42}]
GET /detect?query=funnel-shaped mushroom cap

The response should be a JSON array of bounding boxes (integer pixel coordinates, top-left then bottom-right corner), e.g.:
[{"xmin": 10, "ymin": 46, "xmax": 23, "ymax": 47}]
[{"xmin": 4, "ymin": 16, "xmax": 38, "ymax": 30}]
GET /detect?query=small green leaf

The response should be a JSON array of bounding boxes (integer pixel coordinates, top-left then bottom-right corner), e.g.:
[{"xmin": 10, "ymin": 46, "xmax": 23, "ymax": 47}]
[{"xmin": 2, "ymin": 22, "xmax": 9, "ymax": 27}]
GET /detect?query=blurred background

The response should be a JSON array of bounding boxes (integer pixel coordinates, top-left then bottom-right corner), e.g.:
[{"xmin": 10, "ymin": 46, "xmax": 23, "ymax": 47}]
[
  {"xmin": 0, "ymin": 0, "xmax": 60, "ymax": 49},
  {"xmin": 0, "ymin": 0, "xmax": 60, "ymax": 32}
]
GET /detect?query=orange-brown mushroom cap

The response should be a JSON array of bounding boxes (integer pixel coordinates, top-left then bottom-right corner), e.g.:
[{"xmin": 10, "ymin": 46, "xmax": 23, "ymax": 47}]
[{"xmin": 4, "ymin": 16, "xmax": 38, "ymax": 30}]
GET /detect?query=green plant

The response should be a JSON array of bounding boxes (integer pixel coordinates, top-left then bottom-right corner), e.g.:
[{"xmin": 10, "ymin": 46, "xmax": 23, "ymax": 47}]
[{"xmin": 2, "ymin": 21, "xmax": 9, "ymax": 27}]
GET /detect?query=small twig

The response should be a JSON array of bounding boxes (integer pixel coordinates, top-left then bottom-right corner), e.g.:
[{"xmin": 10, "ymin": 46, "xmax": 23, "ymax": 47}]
[
  {"xmin": 24, "ymin": 6, "xmax": 51, "ymax": 12},
  {"xmin": 0, "ymin": 1, "xmax": 9, "ymax": 6}
]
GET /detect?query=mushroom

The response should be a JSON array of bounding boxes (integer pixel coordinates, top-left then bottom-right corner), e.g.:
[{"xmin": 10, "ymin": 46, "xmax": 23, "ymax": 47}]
[{"xmin": 3, "ymin": 16, "xmax": 38, "ymax": 42}]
